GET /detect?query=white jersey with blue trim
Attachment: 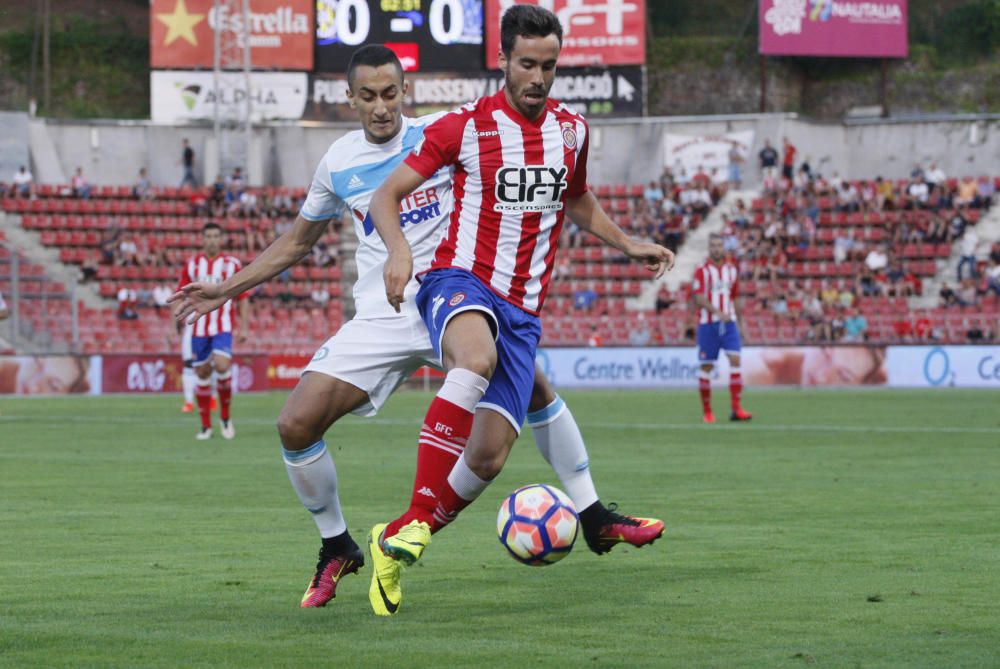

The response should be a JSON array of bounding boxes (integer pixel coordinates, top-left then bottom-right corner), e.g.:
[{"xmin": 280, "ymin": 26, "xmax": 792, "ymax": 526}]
[{"xmin": 300, "ymin": 114, "xmax": 452, "ymax": 319}]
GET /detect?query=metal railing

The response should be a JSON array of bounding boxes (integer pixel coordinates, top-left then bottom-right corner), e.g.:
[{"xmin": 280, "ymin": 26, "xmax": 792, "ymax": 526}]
[{"xmin": 0, "ymin": 241, "xmax": 79, "ymax": 354}]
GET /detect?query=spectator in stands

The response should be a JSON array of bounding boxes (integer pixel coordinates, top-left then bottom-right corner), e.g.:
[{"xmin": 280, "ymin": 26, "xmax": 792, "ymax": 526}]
[
  {"xmin": 628, "ymin": 313, "xmax": 651, "ymax": 346},
  {"xmin": 209, "ymin": 174, "xmax": 226, "ymax": 215},
  {"xmin": 574, "ymin": 287, "xmax": 599, "ymax": 310},
  {"xmin": 939, "ymin": 282, "xmax": 960, "ymax": 307},
  {"xmin": 118, "ymin": 234, "xmax": 139, "ymax": 266},
  {"xmin": 838, "ymin": 285, "xmax": 856, "ymax": 309},
  {"xmin": 310, "ymin": 283, "xmax": 331, "ymax": 307},
  {"xmin": 864, "ymin": 244, "xmax": 889, "ymax": 272},
  {"xmin": 906, "ymin": 175, "xmax": 929, "ymax": 209},
  {"xmin": 858, "ymin": 180, "xmax": 877, "ymax": 212},
  {"xmin": 80, "ymin": 250, "xmax": 100, "ymax": 284},
  {"xmin": 587, "ymin": 325, "xmax": 602, "ymax": 348},
  {"xmin": 803, "ymin": 291, "xmax": 828, "ymax": 340},
  {"xmin": 966, "ymin": 321, "xmax": 986, "ymax": 343},
  {"xmin": 885, "ymin": 259, "xmax": 906, "ymax": 296},
  {"xmin": 843, "ymin": 309, "xmax": 868, "ymax": 343},
  {"xmin": 554, "ymin": 255, "xmax": 571, "ymax": 281},
  {"xmin": 133, "ymin": 167, "xmax": 152, "ymax": 200},
  {"xmin": 770, "ymin": 293, "xmax": 789, "ymax": 319},
  {"xmin": 837, "ymin": 180, "xmax": 860, "ymax": 213},
  {"xmin": 986, "ymin": 258, "xmax": 1000, "ymax": 296},
  {"xmin": 781, "ymin": 137, "xmax": 796, "ymax": 183},
  {"xmin": 688, "ymin": 184, "xmax": 712, "ymax": 216},
  {"xmin": 759, "ymin": 139, "xmax": 779, "ymax": 190},
  {"xmin": 655, "ymin": 285, "xmax": 673, "ymax": 313},
  {"xmin": 875, "ymin": 176, "xmax": 894, "ymax": 210},
  {"xmin": 903, "ymin": 264, "xmax": 923, "ymax": 297},
  {"xmin": 925, "ymin": 162, "xmax": 946, "ymax": 189},
  {"xmin": 643, "ymin": 180, "xmax": 664, "ymax": 205},
  {"xmin": 956, "ymin": 175, "xmax": 978, "ymax": 208},
  {"xmin": 820, "ymin": 281, "xmax": 839, "ymax": 307},
  {"xmin": 958, "ymin": 279, "xmax": 978, "ymax": 306},
  {"xmin": 71, "ymin": 167, "xmax": 91, "ymax": 199},
  {"xmin": 116, "ymin": 287, "xmax": 138, "ymax": 320},
  {"xmin": 910, "ymin": 163, "xmax": 925, "ymax": 180},
  {"xmin": 227, "ymin": 166, "xmax": 245, "ymax": 193},
  {"xmin": 0, "ymin": 289, "xmax": 8, "ymax": 321},
  {"xmin": 153, "ymin": 284, "xmax": 173, "ymax": 311},
  {"xmin": 239, "ymin": 189, "xmax": 259, "ymax": 216},
  {"xmin": 977, "ymin": 176, "xmax": 995, "ymax": 210},
  {"xmin": 829, "ymin": 226, "xmax": 853, "ymax": 264},
  {"xmin": 180, "ymin": 138, "xmax": 197, "ymax": 188},
  {"xmin": 857, "ymin": 266, "xmax": 882, "ymax": 297},
  {"xmin": 11, "ymin": 165, "xmax": 33, "ymax": 198},
  {"xmin": 957, "ymin": 227, "xmax": 980, "ymax": 281},
  {"xmin": 99, "ymin": 219, "xmax": 122, "ymax": 264},
  {"xmin": 731, "ymin": 199, "xmax": 749, "ymax": 228},
  {"xmin": 727, "ymin": 144, "xmax": 743, "ymax": 189}
]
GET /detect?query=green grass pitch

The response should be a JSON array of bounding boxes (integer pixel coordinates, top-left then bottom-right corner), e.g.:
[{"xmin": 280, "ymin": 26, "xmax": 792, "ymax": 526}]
[{"xmin": 2, "ymin": 389, "xmax": 999, "ymax": 668}]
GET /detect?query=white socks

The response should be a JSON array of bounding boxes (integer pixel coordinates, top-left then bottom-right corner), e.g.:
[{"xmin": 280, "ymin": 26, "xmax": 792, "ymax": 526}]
[
  {"xmin": 182, "ymin": 365, "xmax": 196, "ymax": 404},
  {"xmin": 527, "ymin": 395, "xmax": 599, "ymax": 511},
  {"xmin": 282, "ymin": 440, "xmax": 347, "ymax": 538},
  {"xmin": 437, "ymin": 368, "xmax": 490, "ymax": 412},
  {"xmin": 447, "ymin": 451, "xmax": 491, "ymax": 501}
]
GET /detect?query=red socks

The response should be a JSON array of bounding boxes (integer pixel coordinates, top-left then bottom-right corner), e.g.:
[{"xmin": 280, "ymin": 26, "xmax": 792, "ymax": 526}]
[
  {"xmin": 730, "ymin": 370, "xmax": 743, "ymax": 412},
  {"xmin": 195, "ymin": 378, "xmax": 212, "ymax": 429},
  {"xmin": 698, "ymin": 373, "xmax": 712, "ymax": 412},
  {"xmin": 383, "ymin": 368, "xmax": 489, "ymax": 540},
  {"xmin": 216, "ymin": 371, "xmax": 232, "ymax": 421}
]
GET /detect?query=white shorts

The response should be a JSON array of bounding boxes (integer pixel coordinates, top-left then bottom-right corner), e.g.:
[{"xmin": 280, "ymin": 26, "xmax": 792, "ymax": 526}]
[{"xmin": 303, "ymin": 307, "xmax": 439, "ymax": 417}]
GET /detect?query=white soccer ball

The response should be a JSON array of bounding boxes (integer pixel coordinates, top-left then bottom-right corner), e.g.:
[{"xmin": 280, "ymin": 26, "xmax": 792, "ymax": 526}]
[{"xmin": 496, "ymin": 484, "xmax": 579, "ymax": 566}]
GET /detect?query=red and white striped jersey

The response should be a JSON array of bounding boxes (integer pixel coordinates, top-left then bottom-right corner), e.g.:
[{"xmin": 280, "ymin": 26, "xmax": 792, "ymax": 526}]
[
  {"xmin": 405, "ymin": 90, "xmax": 590, "ymax": 315},
  {"xmin": 177, "ymin": 253, "xmax": 245, "ymax": 336},
  {"xmin": 692, "ymin": 260, "xmax": 740, "ymax": 324}
]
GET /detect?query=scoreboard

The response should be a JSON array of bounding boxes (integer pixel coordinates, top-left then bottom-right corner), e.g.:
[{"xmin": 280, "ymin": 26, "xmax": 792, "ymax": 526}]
[{"xmin": 316, "ymin": 0, "xmax": 484, "ymax": 72}]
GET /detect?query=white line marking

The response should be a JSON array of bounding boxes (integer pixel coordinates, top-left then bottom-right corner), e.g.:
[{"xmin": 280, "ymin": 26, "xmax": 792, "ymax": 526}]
[{"xmin": 2, "ymin": 415, "xmax": 997, "ymax": 434}]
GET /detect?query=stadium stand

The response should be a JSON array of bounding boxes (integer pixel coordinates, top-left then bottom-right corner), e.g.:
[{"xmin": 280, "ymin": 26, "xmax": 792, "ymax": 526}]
[{"xmin": 2, "ymin": 172, "xmax": 997, "ymax": 351}]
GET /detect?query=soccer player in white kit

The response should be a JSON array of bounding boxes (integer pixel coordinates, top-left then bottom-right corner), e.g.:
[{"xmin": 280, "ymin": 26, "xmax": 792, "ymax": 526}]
[{"xmin": 171, "ymin": 46, "xmax": 662, "ymax": 610}]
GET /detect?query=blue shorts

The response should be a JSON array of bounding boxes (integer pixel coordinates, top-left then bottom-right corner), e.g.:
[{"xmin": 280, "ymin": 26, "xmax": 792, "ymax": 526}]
[
  {"xmin": 417, "ymin": 268, "xmax": 541, "ymax": 433},
  {"xmin": 191, "ymin": 332, "xmax": 233, "ymax": 366},
  {"xmin": 697, "ymin": 322, "xmax": 741, "ymax": 362}
]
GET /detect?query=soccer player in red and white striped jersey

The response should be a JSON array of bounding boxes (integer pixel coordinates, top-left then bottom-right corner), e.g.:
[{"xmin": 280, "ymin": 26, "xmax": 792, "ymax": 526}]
[
  {"xmin": 366, "ymin": 5, "xmax": 674, "ymax": 615},
  {"xmin": 692, "ymin": 233, "xmax": 752, "ymax": 423},
  {"xmin": 176, "ymin": 222, "xmax": 249, "ymax": 440}
]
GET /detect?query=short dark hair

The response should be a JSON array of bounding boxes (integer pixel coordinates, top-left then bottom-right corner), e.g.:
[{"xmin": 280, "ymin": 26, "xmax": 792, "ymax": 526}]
[
  {"xmin": 202, "ymin": 222, "xmax": 223, "ymax": 234},
  {"xmin": 500, "ymin": 5, "xmax": 562, "ymax": 57},
  {"xmin": 347, "ymin": 45, "xmax": 403, "ymax": 89}
]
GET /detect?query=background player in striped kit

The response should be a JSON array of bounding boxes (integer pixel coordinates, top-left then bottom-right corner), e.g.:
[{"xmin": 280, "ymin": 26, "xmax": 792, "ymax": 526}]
[
  {"xmin": 368, "ymin": 5, "xmax": 674, "ymax": 615},
  {"xmin": 692, "ymin": 233, "xmax": 752, "ymax": 423},
  {"xmin": 176, "ymin": 222, "xmax": 249, "ymax": 439}
]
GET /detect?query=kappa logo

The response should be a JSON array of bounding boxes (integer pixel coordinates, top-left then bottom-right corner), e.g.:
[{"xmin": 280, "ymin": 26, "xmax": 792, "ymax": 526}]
[
  {"xmin": 475, "ymin": 129, "xmax": 504, "ymax": 137},
  {"xmin": 417, "ymin": 486, "xmax": 436, "ymax": 498},
  {"xmin": 347, "ymin": 174, "xmax": 364, "ymax": 190},
  {"xmin": 449, "ymin": 292, "xmax": 466, "ymax": 307}
]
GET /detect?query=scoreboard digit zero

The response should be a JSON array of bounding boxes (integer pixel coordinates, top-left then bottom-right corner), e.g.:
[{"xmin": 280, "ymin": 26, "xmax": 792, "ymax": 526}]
[{"xmin": 316, "ymin": 0, "xmax": 484, "ymax": 72}]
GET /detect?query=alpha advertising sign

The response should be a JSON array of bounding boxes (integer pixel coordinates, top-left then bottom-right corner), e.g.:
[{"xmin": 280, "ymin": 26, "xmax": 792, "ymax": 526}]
[
  {"xmin": 315, "ymin": 0, "xmax": 484, "ymax": 72},
  {"xmin": 151, "ymin": 71, "xmax": 309, "ymax": 123},
  {"xmin": 759, "ymin": 0, "xmax": 908, "ymax": 58},
  {"xmin": 306, "ymin": 66, "xmax": 643, "ymax": 120},
  {"xmin": 150, "ymin": 0, "xmax": 314, "ymax": 70},
  {"xmin": 485, "ymin": 0, "xmax": 646, "ymax": 68}
]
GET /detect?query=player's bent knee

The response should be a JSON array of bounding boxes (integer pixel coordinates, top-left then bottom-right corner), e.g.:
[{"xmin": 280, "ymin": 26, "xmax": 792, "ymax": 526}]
[
  {"xmin": 464, "ymin": 450, "xmax": 506, "ymax": 481},
  {"xmin": 276, "ymin": 407, "xmax": 322, "ymax": 451}
]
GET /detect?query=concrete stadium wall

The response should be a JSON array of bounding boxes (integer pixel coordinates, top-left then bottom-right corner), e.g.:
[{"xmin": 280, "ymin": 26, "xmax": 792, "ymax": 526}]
[{"xmin": 27, "ymin": 114, "xmax": 1000, "ymax": 188}]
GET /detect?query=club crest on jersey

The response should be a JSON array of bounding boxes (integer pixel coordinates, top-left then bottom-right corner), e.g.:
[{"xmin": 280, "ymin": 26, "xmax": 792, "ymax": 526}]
[
  {"xmin": 561, "ymin": 122, "xmax": 577, "ymax": 149},
  {"xmin": 494, "ymin": 166, "xmax": 568, "ymax": 213},
  {"xmin": 448, "ymin": 292, "xmax": 466, "ymax": 307}
]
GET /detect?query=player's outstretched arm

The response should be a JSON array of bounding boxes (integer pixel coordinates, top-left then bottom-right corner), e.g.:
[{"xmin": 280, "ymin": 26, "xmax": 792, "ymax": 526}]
[
  {"xmin": 370, "ymin": 163, "xmax": 429, "ymax": 312},
  {"xmin": 169, "ymin": 214, "xmax": 331, "ymax": 324},
  {"xmin": 566, "ymin": 191, "xmax": 675, "ymax": 278}
]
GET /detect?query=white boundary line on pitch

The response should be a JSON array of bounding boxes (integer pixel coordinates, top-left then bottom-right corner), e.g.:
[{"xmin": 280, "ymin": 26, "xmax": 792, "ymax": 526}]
[{"xmin": 2, "ymin": 414, "xmax": 997, "ymax": 434}]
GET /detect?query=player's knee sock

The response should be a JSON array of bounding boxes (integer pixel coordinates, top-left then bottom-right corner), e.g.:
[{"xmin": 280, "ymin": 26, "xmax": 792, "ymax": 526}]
[
  {"xmin": 432, "ymin": 451, "xmax": 491, "ymax": 532},
  {"xmin": 383, "ymin": 368, "xmax": 489, "ymax": 539},
  {"xmin": 699, "ymin": 369, "xmax": 712, "ymax": 412},
  {"xmin": 216, "ymin": 370, "xmax": 232, "ymax": 421},
  {"xmin": 182, "ymin": 365, "xmax": 195, "ymax": 404},
  {"xmin": 729, "ymin": 367, "xmax": 743, "ymax": 411},
  {"xmin": 195, "ymin": 377, "xmax": 212, "ymax": 429},
  {"xmin": 282, "ymin": 440, "xmax": 347, "ymax": 539},
  {"xmin": 527, "ymin": 395, "xmax": 599, "ymax": 511}
]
